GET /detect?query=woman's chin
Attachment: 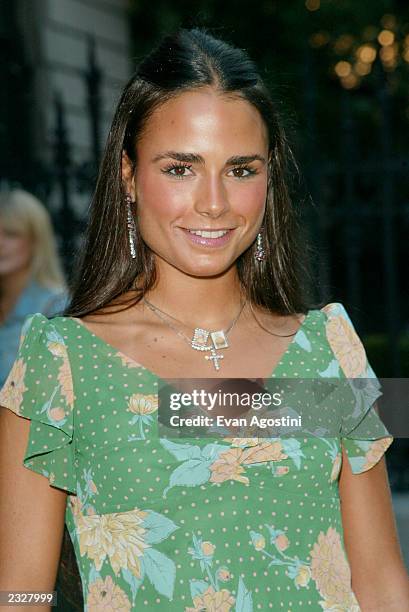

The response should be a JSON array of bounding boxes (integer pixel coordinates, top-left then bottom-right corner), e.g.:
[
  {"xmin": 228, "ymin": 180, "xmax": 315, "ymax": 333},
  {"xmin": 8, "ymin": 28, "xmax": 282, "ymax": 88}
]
[{"xmin": 174, "ymin": 260, "xmax": 236, "ymax": 279}]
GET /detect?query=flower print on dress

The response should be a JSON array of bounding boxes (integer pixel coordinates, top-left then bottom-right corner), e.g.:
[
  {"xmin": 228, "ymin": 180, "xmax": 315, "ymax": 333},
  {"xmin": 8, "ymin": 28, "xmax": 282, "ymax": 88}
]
[
  {"xmin": 330, "ymin": 453, "xmax": 342, "ymax": 483},
  {"xmin": 87, "ymin": 574, "xmax": 131, "ymax": 612},
  {"xmin": 185, "ymin": 533, "xmax": 253, "ymax": 612},
  {"xmin": 320, "ymin": 439, "xmax": 343, "ymax": 483},
  {"xmin": 293, "ymin": 565, "xmax": 312, "ymax": 588},
  {"xmin": 72, "ymin": 504, "xmax": 179, "ymax": 604},
  {"xmin": 46, "ymin": 338, "xmax": 66, "ymax": 359},
  {"xmin": 160, "ymin": 436, "xmax": 305, "ymax": 497},
  {"xmin": 241, "ymin": 440, "xmax": 288, "ymax": 464},
  {"xmin": 114, "ymin": 351, "xmax": 143, "ymax": 369},
  {"xmin": 322, "ymin": 303, "xmax": 367, "ymax": 377},
  {"xmin": 57, "ymin": 355, "xmax": 74, "ymax": 407},
  {"xmin": 227, "ymin": 437, "xmax": 305, "ymax": 470},
  {"xmin": 32, "ymin": 327, "xmax": 75, "ymax": 429},
  {"xmin": 185, "ymin": 586, "xmax": 235, "ymax": 612},
  {"xmin": 76, "ymin": 509, "xmax": 150, "ymax": 576},
  {"xmin": 127, "ymin": 393, "xmax": 158, "ymax": 440},
  {"xmin": 223, "ymin": 438, "xmax": 261, "ymax": 448},
  {"xmin": 69, "ymin": 494, "xmax": 84, "ymax": 518},
  {"xmin": 36, "ymin": 384, "xmax": 69, "ymax": 428},
  {"xmin": 251, "ymin": 533, "xmax": 266, "ymax": 551},
  {"xmin": 310, "ymin": 527, "xmax": 360, "ymax": 611},
  {"xmin": 160, "ymin": 439, "xmax": 235, "ymax": 497},
  {"xmin": 210, "ymin": 440, "xmax": 290, "ymax": 484},
  {"xmin": 47, "ymin": 405, "xmax": 66, "ymax": 423},
  {"xmin": 362, "ymin": 438, "xmax": 393, "ymax": 471},
  {"xmin": 343, "ymin": 438, "xmax": 393, "ymax": 475},
  {"xmin": 209, "ymin": 446, "xmax": 250, "ymax": 485},
  {"xmin": 250, "ymin": 525, "xmax": 312, "ymax": 592},
  {"xmin": 250, "ymin": 520, "xmax": 361, "ymax": 608},
  {"xmin": 216, "ymin": 567, "xmax": 232, "ymax": 582},
  {"xmin": 46, "ymin": 332, "xmax": 74, "ymax": 408},
  {"xmin": 0, "ymin": 358, "xmax": 27, "ymax": 413},
  {"xmin": 75, "ymin": 467, "xmax": 99, "ymax": 515}
]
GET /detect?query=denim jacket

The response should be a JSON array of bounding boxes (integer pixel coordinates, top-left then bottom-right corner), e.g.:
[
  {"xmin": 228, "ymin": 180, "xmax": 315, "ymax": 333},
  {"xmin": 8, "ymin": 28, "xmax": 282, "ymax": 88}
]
[{"xmin": 0, "ymin": 279, "xmax": 69, "ymax": 387}]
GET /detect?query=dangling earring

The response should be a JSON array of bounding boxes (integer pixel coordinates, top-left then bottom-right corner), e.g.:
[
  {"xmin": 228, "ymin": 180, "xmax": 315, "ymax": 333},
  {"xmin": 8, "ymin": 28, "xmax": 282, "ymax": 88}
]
[
  {"xmin": 125, "ymin": 193, "xmax": 137, "ymax": 259},
  {"xmin": 254, "ymin": 226, "xmax": 266, "ymax": 262}
]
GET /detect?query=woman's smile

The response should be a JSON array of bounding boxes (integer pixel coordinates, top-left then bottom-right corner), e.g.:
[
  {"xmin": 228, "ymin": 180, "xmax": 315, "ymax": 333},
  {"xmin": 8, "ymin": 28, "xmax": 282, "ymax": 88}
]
[{"xmin": 177, "ymin": 226, "xmax": 236, "ymax": 248}]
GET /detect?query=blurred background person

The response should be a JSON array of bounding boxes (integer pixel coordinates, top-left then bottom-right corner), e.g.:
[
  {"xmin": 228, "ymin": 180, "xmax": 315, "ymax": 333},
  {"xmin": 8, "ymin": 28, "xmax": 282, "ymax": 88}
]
[{"xmin": 0, "ymin": 189, "xmax": 68, "ymax": 388}]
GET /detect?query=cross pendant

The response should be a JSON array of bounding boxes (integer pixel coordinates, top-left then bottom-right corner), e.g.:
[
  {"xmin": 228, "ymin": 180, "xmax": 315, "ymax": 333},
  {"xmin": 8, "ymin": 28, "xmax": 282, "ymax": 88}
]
[{"xmin": 205, "ymin": 348, "xmax": 224, "ymax": 371}]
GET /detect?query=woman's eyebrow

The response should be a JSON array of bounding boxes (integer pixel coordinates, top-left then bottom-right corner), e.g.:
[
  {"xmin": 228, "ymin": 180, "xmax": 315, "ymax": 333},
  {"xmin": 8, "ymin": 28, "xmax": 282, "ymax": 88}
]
[{"xmin": 151, "ymin": 151, "xmax": 267, "ymax": 165}]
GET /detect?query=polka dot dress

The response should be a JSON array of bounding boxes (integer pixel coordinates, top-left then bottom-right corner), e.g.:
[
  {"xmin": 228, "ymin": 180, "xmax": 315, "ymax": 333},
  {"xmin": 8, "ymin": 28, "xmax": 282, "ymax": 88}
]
[{"xmin": 0, "ymin": 302, "xmax": 393, "ymax": 611}]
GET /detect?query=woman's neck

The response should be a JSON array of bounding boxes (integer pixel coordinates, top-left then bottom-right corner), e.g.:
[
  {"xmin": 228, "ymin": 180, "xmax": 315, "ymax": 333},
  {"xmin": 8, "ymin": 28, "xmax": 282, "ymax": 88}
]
[{"xmin": 142, "ymin": 266, "xmax": 245, "ymax": 331}]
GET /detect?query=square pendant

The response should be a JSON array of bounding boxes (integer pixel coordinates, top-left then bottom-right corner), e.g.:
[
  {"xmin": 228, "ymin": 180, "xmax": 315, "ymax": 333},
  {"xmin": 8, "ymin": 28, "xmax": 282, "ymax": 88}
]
[
  {"xmin": 210, "ymin": 330, "xmax": 229, "ymax": 350},
  {"xmin": 192, "ymin": 328, "xmax": 209, "ymax": 347}
]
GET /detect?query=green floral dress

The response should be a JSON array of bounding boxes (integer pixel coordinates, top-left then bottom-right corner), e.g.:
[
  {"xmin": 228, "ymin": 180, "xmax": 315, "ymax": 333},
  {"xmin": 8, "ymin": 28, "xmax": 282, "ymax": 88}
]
[{"xmin": 0, "ymin": 302, "xmax": 393, "ymax": 611}]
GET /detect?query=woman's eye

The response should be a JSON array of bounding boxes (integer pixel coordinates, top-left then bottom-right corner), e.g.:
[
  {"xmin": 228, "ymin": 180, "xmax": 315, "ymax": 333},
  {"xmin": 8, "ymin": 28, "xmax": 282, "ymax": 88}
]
[
  {"xmin": 229, "ymin": 166, "xmax": 257, "ymax": 179},
  {"xmin": 162, "ymin": 164, "xmax": 193, "ymax": 178}
]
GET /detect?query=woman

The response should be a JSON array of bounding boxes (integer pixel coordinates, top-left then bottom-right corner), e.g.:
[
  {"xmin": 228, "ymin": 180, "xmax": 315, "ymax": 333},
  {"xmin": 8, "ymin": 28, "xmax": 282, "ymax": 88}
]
[
  {"xmin": 0, "ymin": 189, "xmax": 68, "ymax": 387},
  {"xmin": 0, "ymin": 27, "xmax": 408, "ymax": 611}
]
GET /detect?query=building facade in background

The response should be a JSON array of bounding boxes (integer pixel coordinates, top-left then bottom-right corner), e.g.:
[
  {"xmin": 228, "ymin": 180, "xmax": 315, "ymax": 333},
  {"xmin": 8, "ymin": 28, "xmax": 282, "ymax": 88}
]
[{"xmin": 0, "ymin": 0, "xmax": 132, "ymax": 220}]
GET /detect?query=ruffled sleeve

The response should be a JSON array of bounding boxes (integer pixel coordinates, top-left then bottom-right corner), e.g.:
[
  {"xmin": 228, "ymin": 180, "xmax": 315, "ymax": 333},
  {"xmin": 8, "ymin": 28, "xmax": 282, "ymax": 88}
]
[
  {"xmin": 322, "ymin": 302, "xmax": 393, "ymax": 474},
  {"xmin": 0, "ymin": 312, "xmax": 76, "ymax": 493}
]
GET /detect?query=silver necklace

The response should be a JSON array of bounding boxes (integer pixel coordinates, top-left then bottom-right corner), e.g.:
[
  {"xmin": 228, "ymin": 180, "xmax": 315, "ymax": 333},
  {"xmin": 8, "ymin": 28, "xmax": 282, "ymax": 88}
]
[{"xmin": 142, "ymin": 296, "xmax": 247, "ymax": 371}]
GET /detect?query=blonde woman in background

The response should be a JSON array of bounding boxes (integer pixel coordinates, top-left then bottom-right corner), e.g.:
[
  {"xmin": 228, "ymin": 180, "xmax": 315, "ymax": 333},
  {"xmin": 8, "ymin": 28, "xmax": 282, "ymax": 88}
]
[{"xmin": 0, "ymin": 189, "xmax": 68, "ymax": 387}]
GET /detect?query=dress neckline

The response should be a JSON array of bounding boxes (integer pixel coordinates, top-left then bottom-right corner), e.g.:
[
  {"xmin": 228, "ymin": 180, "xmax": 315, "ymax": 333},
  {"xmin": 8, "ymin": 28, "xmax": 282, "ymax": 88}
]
[{"xmin": 64, "ymin": 309, "xmax": 316, "ymax": 382}]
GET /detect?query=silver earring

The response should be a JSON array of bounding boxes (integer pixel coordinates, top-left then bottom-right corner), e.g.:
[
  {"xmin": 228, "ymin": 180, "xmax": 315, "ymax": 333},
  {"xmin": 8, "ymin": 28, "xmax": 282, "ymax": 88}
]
[
  {"xmin": 254, "ymin": 226, "xmax": 266, "ymax": 262},
  {"xmin": 125, "ymin": 193, "xmax": 137, "ymax": 259}
]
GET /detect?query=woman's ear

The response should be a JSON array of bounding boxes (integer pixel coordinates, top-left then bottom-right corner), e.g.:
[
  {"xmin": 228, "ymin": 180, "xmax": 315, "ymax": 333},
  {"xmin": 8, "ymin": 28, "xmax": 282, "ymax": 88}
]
[{"xmin": 121, "ymin": 151, "xmax": 136, "ymax": 200}]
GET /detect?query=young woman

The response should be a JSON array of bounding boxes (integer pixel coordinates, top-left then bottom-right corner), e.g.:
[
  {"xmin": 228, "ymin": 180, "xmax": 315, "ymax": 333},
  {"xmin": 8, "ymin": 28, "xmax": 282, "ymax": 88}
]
[
  {"xmin": 0, "ymin": 27, "xmax": 408, "ymax": 611},
  {"xmin": 0, "ymin": 189, "xmax": 67, "ymax": 387}
]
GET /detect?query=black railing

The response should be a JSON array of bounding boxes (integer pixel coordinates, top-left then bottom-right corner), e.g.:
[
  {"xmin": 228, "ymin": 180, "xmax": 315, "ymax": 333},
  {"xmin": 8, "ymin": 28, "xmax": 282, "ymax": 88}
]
[{"xmin": 302, "ymin": 52, "xmax": 406, "ymax": 376}]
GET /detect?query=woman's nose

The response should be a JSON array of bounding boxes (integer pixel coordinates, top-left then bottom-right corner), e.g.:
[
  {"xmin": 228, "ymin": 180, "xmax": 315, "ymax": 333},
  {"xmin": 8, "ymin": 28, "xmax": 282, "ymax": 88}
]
[{"xmin": 193, "ymin": 174, "xmax": 230, "ymax": 219}]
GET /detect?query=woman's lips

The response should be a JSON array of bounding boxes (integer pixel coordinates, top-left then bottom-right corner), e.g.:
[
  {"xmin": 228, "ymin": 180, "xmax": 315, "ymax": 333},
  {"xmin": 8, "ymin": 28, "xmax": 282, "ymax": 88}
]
[{"xmin": 179, "ymin": 227, "xmax": 235, "ymax": 247}]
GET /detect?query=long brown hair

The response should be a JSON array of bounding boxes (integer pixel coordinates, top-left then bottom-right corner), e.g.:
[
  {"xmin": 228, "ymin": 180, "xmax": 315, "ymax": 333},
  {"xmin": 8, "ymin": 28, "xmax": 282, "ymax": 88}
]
[
  {"xmin": 58, "ymin": 27, "xmax": 324, "ymax": 607},
  {"xmin": 63, "ymin": 26, "xmax": 322, "ymax": 319}
]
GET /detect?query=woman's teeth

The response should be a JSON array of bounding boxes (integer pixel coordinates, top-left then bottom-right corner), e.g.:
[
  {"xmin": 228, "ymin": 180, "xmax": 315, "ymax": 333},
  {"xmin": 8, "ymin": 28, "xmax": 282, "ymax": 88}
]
[{"xmin": 187, "ymin": 229, "xmax": 229, "ymax": 238}]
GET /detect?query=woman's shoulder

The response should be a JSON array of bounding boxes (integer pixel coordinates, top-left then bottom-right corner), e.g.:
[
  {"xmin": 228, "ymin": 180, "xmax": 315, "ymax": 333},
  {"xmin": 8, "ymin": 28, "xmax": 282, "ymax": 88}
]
[
  {"xmin": 0, "ymin": 312, "xmax": 74, "ymax": 424},
  {"xmin": 318, "ymin": 301, "xmax": 352, "ymax": 319},
  {"xmin": 19, "ymin": 311, "xmax": 67, "ymax": 339},
  {"xmin": 311, "ymin": 301, "xmax": 374, "ymax": 378},
  {"xmin": 17, "ymin": 311, "xmax": 54, "ymax": 344},
  {"xmin": 303, "ymin": 301, "xmax": 354, "ymax": 329},
  {"xmin": 15, "ymin": 312, "xmax": 75, "ymax": 363},
  {"xmin": 301, "ymin": 300, "xmax": 364, "ymax": 339},
  {"xmin": 315, "ymin": 301, "xmax": 364, "ymax": 340},
  {"xmin": 40, "ymin": 313, "xmax": 87, "ymax": 338}
]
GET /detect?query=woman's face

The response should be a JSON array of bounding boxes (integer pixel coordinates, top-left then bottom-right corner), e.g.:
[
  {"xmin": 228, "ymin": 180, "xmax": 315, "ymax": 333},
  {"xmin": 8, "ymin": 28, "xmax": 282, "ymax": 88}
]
[
  {"xmin": 123, "ymin": 87, "xmax": 269, "ymax": 278},
  {"xmin": 0, "ymin": 220, "xmax": 33, "ymax": 277}
]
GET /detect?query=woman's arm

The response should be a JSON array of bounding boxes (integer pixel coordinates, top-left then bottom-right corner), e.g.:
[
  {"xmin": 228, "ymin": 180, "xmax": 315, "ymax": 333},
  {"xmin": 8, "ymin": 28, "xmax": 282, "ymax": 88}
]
[
  {"xmin": 339, "ymin": 444, "xmax": 409, "ymax": 611},
  {"xmin": 0, "ymin": 407, "xmax": 67, "ymax": 612}
]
